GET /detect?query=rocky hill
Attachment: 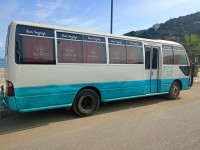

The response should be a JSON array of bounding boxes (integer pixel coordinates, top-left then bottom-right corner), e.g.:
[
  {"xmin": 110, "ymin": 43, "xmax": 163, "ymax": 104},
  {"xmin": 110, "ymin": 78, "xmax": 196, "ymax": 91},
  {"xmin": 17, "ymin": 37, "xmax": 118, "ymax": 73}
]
[{"xmin": 124, "ymin": 12, "xmax": 200, "ymax": 43}]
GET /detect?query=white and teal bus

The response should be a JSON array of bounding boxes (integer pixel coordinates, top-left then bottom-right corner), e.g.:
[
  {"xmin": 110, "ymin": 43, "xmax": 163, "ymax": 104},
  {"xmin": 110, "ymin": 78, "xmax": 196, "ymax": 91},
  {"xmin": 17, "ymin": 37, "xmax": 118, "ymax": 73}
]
[{"xmin": 0, "ymin": 21, "xmax": 194, "ymax": 116}]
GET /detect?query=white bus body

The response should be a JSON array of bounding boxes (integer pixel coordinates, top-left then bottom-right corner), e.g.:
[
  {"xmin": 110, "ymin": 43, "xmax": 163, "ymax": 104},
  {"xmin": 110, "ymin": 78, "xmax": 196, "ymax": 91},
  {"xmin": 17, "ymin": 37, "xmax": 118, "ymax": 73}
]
[{"xmin": 2, "ymin": 21, "xmax": 190, "ymax": 116}]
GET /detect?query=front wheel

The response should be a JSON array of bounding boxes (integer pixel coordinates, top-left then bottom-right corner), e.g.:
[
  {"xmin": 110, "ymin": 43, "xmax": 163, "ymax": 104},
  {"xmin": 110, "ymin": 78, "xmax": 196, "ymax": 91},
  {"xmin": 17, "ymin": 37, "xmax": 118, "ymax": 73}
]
[
  {"xmin": 167, "ymin": 81, "xmax": 180, "ymax": 100},
  {"xmin": 72, "ymin": 89, "xmax": 100, "ymax": 117}
]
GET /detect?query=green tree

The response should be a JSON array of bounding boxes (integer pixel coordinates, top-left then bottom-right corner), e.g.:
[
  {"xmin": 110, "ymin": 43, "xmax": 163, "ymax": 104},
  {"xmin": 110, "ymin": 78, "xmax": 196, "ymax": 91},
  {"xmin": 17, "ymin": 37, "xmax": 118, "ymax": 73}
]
[{"xmin": 183, "ymin": 34, "xmax": 200, "ymax": 63}]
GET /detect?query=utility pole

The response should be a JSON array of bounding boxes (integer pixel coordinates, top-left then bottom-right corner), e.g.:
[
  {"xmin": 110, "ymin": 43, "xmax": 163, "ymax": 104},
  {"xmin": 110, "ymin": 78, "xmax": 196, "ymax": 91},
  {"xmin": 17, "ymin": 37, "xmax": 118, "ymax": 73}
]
[{"xmin": 110, "ymin": 0, "xmax": 113, "ymax": 34}]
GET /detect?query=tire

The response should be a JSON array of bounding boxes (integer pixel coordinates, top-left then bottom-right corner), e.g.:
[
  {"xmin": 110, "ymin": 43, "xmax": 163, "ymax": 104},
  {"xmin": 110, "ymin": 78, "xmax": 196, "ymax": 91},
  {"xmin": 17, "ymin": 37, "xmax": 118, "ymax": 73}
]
[
  {"xmin": 72, "ymin": 89, "xmax": 100, "ymax": 117},
  {"xmin": 167, "ymin": 81, "xmax": 180, "ymax": 100}
]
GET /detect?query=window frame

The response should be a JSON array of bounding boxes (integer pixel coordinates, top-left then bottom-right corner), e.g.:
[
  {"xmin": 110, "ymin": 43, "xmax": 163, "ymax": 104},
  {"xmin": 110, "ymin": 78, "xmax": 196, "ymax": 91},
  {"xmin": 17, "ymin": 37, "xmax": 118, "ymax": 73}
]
[
  {"xmin": 126, "ymin": 45, "xmax": 143, "ymax": 64},
  {"xmin": 15, "ymin": 26, "xmax": 145, "ymax": 65},
  {"xmin": 162, "ymin": 45, "xmax": 189, "ymax": 66},
  {"xmin": 56, "ymin": 32, "xmax": 84, "ymax": 64},
  {"xmin": 15, "ymin": 25, "xmax": 56, "ymax": 65},
  {"xmin": 56, "ymin": 30, "xmax": 107, "ymax": 65},
  {"xmin": 162, "ymin": 45, "xmax": 174, "ymax": 65},
  {"xmin": 109, "ymin": 43, "xmax": 127, "ymax": 64},
  {"xmin": 83, "ymin": 35, "xmax": 107, "ymax": 64},
  {"xmin": 173, "ymin": 49, "xmax": 188, "ymax": 65},
  {"xmin": 108, "ymin": 38, "xmax": 143, "ymax": 65},
  {"xmin": 84, "ymin": 41, "xmax": 107, "ymax": 64}
]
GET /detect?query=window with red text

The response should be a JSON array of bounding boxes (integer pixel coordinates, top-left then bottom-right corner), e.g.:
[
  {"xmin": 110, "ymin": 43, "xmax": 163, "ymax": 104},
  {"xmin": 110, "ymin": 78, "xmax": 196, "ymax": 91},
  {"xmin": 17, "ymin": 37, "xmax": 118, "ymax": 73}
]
[
  {"xmin": 57, "ymin": 40, "xmax": 84, "ymax": 63},
  {"xmin": 57, "ymin": 32, "xmax": 84, "ymax": 63},
  {"xmin": 84, "ymin": 42, "xmax": 106, "ymax": 63},
  {"xmin": 108, "ymin": 38, "xmax": 126, "ymax": 64},
  {"xmin": 127, "ymin": 46, "xmax": 143, "ymax": 64},
  {"xmin": 22, "ymin": 36, "xmax": 55, "ymax": 63},
  {"xmin": 109, "ymin": 45, "xmax": 127, "ymax": 64},
  {"xmin": 83, "ymin": 35, "xmax": 106, "ymax": 63}
]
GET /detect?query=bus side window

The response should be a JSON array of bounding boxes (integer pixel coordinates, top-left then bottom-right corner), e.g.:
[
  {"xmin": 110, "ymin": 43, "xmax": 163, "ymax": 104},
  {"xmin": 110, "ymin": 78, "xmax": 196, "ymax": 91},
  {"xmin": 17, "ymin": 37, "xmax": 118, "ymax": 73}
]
[
  {"xmin": 84, "ymin": 42, "xmax": 106, "ymax": 64},
  {"xmin": 163, "ymin": 49, "xmax": 173, "ymax": 65},
  {"xmin": 127, "ymin": 46, "xmax": 143, "ymax": 64},
  {"xmin": 57, "ymin": 40, "xmax": 84, "ymax": 63},
  {"xmin": 109, "ymin": 44, "xmax": 127, "ymax": 64},
  {"xmin": 174, "ymin": 51, "xmax": 188, "ymax": 65}
]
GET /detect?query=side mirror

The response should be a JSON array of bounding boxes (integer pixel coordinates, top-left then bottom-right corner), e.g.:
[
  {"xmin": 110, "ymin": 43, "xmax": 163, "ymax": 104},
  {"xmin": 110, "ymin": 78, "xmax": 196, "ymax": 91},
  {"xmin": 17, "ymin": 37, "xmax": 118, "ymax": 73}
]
[{"xmin": 195, "ymin": 57, "xmax": 199, "ymax": 63}]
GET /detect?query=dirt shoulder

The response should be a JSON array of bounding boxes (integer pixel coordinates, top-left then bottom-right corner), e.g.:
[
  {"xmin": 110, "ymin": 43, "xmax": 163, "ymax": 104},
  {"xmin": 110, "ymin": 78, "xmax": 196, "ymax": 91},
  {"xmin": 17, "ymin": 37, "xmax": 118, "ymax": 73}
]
[{"xmin": 0, "ymin": 69, "xmax": 5, "ymax": 86}]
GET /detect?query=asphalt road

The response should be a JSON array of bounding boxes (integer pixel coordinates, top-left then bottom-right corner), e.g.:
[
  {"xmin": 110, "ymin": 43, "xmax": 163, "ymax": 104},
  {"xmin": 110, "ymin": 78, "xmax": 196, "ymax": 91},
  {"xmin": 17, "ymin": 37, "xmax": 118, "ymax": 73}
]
[{"xmin": 0, "ymin": 83, "xmax": 200, "ymax": 150}]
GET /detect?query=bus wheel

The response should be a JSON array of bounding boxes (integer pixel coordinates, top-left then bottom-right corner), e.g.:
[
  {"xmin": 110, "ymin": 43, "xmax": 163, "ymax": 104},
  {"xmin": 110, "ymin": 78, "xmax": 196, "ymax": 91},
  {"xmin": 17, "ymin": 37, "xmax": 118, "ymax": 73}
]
[
  {"xmin": 72, "ymin": 89, "xmax": 100, "ymax": 117},
  {"xmin": 167, "ymin": 81, "xmax": 180, "ymax": 100}
]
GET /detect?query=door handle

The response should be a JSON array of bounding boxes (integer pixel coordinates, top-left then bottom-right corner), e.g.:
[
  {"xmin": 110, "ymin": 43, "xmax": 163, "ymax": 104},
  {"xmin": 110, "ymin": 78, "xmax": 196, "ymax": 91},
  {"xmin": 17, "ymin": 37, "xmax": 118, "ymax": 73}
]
[{"xmin": 151, "ymin": 71, "xmax": 153, "ymax": 76}]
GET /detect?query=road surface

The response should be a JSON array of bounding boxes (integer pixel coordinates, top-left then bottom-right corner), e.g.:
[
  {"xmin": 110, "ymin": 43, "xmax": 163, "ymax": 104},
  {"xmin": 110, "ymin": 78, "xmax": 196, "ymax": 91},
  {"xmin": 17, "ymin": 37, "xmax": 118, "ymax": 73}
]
[{"xmin": 0, "ymin": 82, "xmax": 200, "ymax": 150}]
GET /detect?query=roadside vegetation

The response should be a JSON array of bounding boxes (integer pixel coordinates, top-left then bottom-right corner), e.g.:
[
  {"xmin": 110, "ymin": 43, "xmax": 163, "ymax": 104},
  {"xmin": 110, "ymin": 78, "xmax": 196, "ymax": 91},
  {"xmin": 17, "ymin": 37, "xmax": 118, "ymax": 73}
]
[{"xmin": 183, "ymin": 34, "xmax": 200, "ymax": 76}]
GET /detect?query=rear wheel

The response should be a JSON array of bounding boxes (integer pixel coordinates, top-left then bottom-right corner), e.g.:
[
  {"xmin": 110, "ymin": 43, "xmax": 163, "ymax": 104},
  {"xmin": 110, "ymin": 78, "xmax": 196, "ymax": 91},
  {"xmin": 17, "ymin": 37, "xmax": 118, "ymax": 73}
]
[
  {"xmin": 72, "ymin": 89, "xmax": 100, "ymax": 117},
  {"xmin": 167, "ymin": 81, "xmax": 180, "ymax": 100}
]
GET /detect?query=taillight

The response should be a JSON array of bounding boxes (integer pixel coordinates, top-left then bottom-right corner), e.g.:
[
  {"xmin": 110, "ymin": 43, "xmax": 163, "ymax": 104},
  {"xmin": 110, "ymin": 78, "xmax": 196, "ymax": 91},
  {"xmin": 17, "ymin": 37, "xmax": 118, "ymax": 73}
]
[{"xmin": 6, "ymin": 81, "xmax": 15, "ymax": 96}]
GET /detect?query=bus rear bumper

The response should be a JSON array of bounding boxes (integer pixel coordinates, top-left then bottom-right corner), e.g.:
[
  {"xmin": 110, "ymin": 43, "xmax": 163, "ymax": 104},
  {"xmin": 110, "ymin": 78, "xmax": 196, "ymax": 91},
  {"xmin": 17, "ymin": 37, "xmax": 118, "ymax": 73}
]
[
  {"xmin": 0, "ymin": 85, "xmax": 18, "ymax": 111},
  {"xmin": 6, "ymin": 95, "xmax": 17, "ymax": 111},
  {"xmin": 0, "ymin": 95, "xmax": 17, "ymax": 111}
]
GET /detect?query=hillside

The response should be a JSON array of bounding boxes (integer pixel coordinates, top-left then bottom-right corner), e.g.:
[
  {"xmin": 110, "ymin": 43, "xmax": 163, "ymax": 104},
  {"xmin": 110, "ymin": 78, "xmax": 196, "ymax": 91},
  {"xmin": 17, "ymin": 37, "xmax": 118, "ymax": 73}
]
[{"xmin": 124, "ymin": 12, "xmax": 200, "ymax": 43}]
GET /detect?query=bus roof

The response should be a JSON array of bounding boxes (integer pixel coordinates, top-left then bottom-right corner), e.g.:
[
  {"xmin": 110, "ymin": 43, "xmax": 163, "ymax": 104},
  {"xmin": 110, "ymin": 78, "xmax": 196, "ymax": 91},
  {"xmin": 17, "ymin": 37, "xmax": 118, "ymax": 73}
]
[{"xmin": 11, "ymin": 20, "xmax": 182, "ymax": 46}]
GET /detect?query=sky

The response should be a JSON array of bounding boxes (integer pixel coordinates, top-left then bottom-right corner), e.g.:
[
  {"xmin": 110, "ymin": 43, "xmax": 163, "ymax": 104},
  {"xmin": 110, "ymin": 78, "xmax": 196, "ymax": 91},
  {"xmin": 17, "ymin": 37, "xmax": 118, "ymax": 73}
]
[{"xmin": 0, "ymin": 0, "xmax": 200, "ymax": 57}]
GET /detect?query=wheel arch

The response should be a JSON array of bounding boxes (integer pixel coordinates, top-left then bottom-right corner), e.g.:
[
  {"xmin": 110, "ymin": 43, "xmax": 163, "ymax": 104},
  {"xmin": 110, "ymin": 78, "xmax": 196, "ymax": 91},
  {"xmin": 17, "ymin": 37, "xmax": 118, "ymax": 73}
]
[
  {"xmin": 75, "ymin": 86, "xmax": 102, "ymax": 101},
  {"xmin": 174, "ymin": 79, "xmax": 183, "ymax": 90}
]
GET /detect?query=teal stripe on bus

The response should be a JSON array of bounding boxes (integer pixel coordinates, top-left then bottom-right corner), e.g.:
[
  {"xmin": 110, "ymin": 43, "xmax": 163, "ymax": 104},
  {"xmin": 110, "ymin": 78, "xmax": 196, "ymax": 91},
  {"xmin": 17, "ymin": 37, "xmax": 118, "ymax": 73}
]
[
  {"xmin": 7, "ymin": 78, "xmax": 189, "ymax": 111},
  {"xmin": 158, "ymin": 78, "xmax": 189, "ymax": 92}
]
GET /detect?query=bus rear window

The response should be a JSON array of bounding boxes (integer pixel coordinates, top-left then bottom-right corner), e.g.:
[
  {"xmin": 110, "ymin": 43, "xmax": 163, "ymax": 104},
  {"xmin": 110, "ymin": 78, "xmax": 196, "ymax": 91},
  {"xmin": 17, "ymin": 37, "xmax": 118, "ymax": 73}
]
[
  {"xmin": 15, "ymin": 25, "xmax": 55, "ymax": 64},
  {"xmin": 22, "ymin": 36, "xmax": 55, "ymax": 63}
]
